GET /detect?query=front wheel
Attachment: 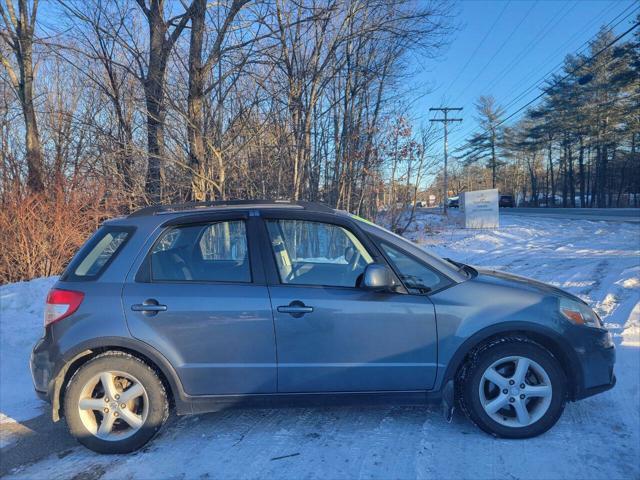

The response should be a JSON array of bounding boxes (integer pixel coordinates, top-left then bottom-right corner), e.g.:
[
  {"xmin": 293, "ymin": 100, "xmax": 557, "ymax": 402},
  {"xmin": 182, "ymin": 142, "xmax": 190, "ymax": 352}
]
[
  {"xmin": 63, "ymin": 351, "xmax": 169, "ymax": 453},
  {"xmin": 458, "ymin": 338, "xmax": 567, "ymax": 438}
]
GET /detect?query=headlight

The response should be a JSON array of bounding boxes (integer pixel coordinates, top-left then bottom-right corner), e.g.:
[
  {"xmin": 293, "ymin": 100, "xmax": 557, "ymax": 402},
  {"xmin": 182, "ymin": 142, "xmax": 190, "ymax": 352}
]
[{"xmin": 559, "ymin": 297, "xmax": 602, "ymax": 328}]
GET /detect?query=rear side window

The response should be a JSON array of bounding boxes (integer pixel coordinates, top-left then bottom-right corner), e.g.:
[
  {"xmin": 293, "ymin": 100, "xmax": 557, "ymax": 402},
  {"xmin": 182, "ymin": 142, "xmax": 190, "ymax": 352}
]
[
  {"xmin": 150, "ymin": 220, "xmax": 250, "ymax": 283},
  {"xmin": 63, "ymin": 227, "xmax": 132, "ymax": 281}
]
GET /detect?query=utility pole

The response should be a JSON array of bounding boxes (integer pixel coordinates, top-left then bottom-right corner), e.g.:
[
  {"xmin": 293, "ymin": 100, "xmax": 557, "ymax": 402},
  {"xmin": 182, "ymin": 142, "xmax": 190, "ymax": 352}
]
[{"xmin": 430, "ymin": 107, "xmax": 462, "ymax": 214}]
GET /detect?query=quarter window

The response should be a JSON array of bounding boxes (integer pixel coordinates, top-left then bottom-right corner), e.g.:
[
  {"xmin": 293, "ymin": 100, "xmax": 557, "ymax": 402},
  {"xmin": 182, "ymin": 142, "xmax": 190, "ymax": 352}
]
[
  {"xmin": 71, "ymin": 228, "xmax": 131, "ymax": 279},
  {"xmin": 151, "ymin": 220, "xmax": 250, "ymax": 283},
  {"xmin": 380, "ymin": 242, "xmax": 446, "ymax": 293},
  {"xmin": 266, "ymin": 219, "xmax": 373, "ymax": 287}
]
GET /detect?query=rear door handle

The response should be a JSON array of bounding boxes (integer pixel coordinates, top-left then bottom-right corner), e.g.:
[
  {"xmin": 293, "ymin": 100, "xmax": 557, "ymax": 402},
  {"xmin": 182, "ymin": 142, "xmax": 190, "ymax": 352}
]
[
  {"xmin": 277, "ymin": 301, "xmax": 313, "ymax": 318},
  {"xmin": 277, "ymin": 306, "xmax": 313, "ymax": 314},
  {"xmin": 132, "ymin": 304, "xmax": 167, "ymax": 312},
  {"xmin": 131, "ymin": 299, "xmax": 167, "ymax": 315}
]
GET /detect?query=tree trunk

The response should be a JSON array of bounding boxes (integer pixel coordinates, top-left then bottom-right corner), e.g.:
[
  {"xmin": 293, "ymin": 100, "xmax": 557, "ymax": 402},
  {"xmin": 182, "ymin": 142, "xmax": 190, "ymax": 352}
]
[
  {"xmin": 143, "ymin": 2, "xmax": 170, "ymax": 204},
  {"xmin": 186, "ymin": 0, "xmax": 246, "ymax": 201},
  {"xmin": 561, "ymin": 140, "xmax": 567, "ymax": 207},
  {"xmin": 137, "ymin": 0, "xmax": 194, "ymax": 204},
  {"xmin": 491, "ymin": 130, "xmax": 497, "ymax": 188},
  {"xmin": 548, "ymin": 140, "xmax": 555, "ymax": 207},
  {"xmin": 1, "ymin": 0, "xmax": 45, "ymax": 192},
  {"xmin": 578, "ymin": 136, "xmax": 585, "ymax": 208},
  {"xmin": 187, "ymin": 0, "xmax": 207, "ymax": 201},
  {"xmin": 568, "ymin": 142, "xmax": 575, "ymax": 207},
  {"xmin": 595, "ymin": 144, "xmax": 601, "ymax": 207},
  {"xmin": 23, "ymin": 87, "xmax": 45, "ymax": 192}
]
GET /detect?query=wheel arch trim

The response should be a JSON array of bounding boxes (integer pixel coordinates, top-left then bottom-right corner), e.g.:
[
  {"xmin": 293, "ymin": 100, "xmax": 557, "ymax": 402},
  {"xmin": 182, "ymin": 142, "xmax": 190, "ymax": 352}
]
[
  {"xmin": 439, "ymin": 321, "xmax": 583, "ymax": 400},
  {"xmin": 50, "ymin": 336, "xmax": 191, "ymax": 421}
]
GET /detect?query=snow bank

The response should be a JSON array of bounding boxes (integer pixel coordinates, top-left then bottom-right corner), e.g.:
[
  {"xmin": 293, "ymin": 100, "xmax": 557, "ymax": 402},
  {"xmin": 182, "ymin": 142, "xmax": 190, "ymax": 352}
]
[{"xmin": 1, "ymin": 277, "xmax": 57, "ymax": 422}]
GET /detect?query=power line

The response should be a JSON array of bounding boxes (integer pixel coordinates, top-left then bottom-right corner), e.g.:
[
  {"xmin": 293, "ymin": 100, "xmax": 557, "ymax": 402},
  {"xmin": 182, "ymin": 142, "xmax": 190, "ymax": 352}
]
[
  {"xmin": 493, "ymin": 20, "xmax": 639, "ymax": 131},
  {"xmin": 448, "ymin": 1, "xmax": 638, "ymax": 149},
  {"xmin": 446, "ymin": 1, "xmax": 512, "ymax": 94},
  {"xmin": 453, "ymin": 19, "xmax": 639, "ymax": 156},
  {"xmin": 498, "ymin": 2, "xmax": 639, "ymax": 116},
  {"xmin": 481, "ymin": 0, "xmax": 580, "ymax": 95},
  {"xmin": 453, "ymin": 0, "xmax": 539, "ymax": 104},
  {"xmin": 496, "ymin": 0, "xmax": 623, "ymax": 108},
  {"xmin": 449, "ymin": 5, "xmax": 640, "ymax": 153},
  {"xmin": 450, "ymin": 1, "xmax": 579, "ymax": 143},
  {"xmin": 427, "ymin": 2, "xmax": 638, "ymax": 157}
]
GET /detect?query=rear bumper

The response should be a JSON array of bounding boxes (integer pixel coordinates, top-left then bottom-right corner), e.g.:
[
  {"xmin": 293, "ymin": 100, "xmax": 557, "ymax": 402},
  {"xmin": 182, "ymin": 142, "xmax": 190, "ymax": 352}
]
[
  {"xmin": 30, "ymin": 335, "xmax": 56, "ymax": 398},
  {"xmin": 35, "ymin": 388, "xmax": 49, "ymax": 402}
]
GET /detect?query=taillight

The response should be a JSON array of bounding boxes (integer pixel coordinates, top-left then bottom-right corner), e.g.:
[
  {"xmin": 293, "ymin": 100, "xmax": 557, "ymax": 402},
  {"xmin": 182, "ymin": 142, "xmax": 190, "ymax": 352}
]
[{"xmin": 44, "ymin": 289, "xmax": 84, "ymax": 327}]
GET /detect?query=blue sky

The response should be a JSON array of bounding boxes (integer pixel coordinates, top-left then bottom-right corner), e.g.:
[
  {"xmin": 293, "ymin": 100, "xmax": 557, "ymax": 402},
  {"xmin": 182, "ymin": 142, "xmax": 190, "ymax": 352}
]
[{"xmin": 411, "ymin": 0, "xmax": 638, "ymax": 154}]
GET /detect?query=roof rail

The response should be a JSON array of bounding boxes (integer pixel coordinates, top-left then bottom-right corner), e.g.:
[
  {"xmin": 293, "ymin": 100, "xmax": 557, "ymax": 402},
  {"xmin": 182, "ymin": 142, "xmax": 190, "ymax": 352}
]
[{"xmin": 128, "ymin": 199, "xmax": 335, "ymax": 217}]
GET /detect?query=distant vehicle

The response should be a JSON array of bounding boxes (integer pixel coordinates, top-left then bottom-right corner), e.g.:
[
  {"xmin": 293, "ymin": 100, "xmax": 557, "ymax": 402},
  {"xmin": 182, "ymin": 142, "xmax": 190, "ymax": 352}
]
[
  {"xmin": 447, "ymin": 196, "xmax": 459, "ymax": 208},
  {"xmin": 500, "ymin": 195, "xmax": 515, "ymax": 208},
  {"xmin": 415, "ymin": 200, "xmax": 426, "ymax": 208},
  {"xmin": 31, "ymin": 200, "xmax": 615, "ymax": 453}
]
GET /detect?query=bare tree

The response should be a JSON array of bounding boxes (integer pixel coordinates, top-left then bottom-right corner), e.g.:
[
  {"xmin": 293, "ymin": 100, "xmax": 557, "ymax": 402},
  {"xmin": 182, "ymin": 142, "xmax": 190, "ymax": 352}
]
[
  {"xmin": 56, "ymin": 0, "xmax": 142, "ymax": 196},
  {"xmin": 0, "ymin": 0, "xmax": 44, "ymax": 191},
  {"xmin": 135, "ymin": 0, "xmax": 194, "ymax": 203},
  {"xmin": 187, "ymin": 0, "xmax": 250, "ymax": 201}
]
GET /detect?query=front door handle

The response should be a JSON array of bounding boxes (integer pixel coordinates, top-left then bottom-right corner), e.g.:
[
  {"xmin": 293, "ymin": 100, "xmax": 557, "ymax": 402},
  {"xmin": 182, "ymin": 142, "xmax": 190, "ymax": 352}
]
[
  {"xmin": 131, "ymin": 299, "xmax": 167, "ymax": 315},
  {"xmin": 277, "ymin": 301, "xmax": 313, "ymax": 318}
]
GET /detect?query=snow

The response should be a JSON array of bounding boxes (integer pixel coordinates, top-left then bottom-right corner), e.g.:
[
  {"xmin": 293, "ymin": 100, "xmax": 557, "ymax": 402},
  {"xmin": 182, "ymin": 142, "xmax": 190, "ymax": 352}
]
[
  {"xmin": 1, "ymin": 277, "xmax": 58, "ymax": 423},
  {"xmin": 1, "ymin": 214, "xmax": 639, "ymax": 479}
]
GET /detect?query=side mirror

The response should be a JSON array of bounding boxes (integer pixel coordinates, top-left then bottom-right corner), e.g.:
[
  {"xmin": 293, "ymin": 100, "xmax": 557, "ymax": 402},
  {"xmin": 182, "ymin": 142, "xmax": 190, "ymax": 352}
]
[{"xmin": 362, "ymin": 263, "xmax": 395, "ymax": 291}]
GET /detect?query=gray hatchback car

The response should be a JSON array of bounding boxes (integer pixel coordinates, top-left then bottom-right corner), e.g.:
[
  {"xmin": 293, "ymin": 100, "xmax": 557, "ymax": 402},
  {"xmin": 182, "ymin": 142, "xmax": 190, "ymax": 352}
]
[{"xmin": 31, "ymin": 200, "xmax": 616, "ymax": 453}]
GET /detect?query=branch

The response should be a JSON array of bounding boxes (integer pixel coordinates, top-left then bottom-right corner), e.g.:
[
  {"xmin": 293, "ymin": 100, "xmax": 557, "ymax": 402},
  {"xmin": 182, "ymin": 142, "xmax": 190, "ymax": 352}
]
[{"xmin": 0, "ymin": 50, "xmax": 19, "ymax": 90}]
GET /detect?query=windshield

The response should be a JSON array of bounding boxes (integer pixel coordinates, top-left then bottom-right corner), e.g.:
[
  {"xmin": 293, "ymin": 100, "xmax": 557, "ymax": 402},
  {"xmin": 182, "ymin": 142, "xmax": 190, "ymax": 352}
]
[{"xmin": 349, "ymin": 214, "xmax": 469, "ymax": 282}]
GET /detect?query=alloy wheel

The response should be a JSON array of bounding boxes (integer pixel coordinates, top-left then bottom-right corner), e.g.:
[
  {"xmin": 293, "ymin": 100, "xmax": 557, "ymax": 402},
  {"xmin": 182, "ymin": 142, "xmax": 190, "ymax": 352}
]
[
  {"xmin": 478, "ymin": 355, "xmax": 553, "ymax": 428},
  {"xmin": 77, "ymin": 370, "xmax": 149, "ymax": 441}
]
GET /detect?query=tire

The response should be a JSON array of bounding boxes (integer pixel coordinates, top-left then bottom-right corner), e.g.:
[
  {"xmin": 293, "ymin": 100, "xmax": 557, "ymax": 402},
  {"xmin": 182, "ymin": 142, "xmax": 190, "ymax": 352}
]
[
  {"xmin": 63, "ymin": 351, "xmax": 169, "ymax": 453},
  {"xmin": 457, "ymin": 338, "xmax": 567, "ymax": 439}
]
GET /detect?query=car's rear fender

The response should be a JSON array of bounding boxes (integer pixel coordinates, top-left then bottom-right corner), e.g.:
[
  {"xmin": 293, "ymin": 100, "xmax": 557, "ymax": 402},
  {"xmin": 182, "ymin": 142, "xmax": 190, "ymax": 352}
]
[{"xmin": 45, "ymin": 336, "xmax": 191, "ymax": 421}]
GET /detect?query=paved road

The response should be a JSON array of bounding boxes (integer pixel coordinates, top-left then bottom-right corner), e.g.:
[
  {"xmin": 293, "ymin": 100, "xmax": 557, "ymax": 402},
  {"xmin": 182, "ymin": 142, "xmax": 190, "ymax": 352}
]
[
  {"xmin": 0, "ymin": 412, "xmax": 79, "ymax": 477},
  {"xmin": 500, "ymin": 207, "xmax": 640, "ymax": 223}
]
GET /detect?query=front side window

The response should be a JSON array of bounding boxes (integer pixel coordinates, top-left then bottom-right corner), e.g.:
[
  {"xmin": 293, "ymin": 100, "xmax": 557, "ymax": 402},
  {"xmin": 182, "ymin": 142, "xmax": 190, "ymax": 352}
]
[
  {"xmin": 151, "ymin": 220, "xmax": 250, "ymax": 282},
  {"xmin": 266, "ymin": 219, "xmax": 373, "ymax": 287},
  {"xmin": 380, "ymin": 242, "xmax": 447, "ymax": 293}
]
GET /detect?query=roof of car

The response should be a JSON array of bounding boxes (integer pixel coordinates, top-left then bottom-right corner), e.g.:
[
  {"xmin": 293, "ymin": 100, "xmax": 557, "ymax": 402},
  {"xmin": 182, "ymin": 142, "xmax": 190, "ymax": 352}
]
[{"xmin": 128, "ymin": 200, "xmax": 337, "ymax": 218}]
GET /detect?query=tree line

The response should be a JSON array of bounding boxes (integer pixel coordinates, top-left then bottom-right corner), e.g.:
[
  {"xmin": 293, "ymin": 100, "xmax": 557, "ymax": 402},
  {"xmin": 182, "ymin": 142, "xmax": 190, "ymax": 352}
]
[{"xmin": 1, "ymin": 0, "xmax": 451, "ymax": 210}]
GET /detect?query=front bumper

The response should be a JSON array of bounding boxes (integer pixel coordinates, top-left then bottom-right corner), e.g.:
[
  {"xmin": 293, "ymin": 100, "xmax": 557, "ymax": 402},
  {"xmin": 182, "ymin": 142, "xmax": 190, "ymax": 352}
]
[
  {"xmin": 569, "ymin": 326, "xmax": 616, "ymax": 400},
  {"xmin": 576, "ymin": 373, "xmax": 616, "ymax": 400}
]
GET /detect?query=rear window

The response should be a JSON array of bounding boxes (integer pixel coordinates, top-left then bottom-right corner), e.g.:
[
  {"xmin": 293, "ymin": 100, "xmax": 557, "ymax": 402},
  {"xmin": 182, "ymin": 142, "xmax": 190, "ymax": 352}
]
[{"xmin": 62, "ymin": 227, "xmax": 133, "ymax": 281}]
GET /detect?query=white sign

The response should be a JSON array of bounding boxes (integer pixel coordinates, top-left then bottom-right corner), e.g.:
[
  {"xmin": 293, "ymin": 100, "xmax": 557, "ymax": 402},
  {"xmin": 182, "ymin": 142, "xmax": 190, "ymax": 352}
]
[{"xmin": 460, "ymin": 189, "xmax": 499, "ymax": 229}]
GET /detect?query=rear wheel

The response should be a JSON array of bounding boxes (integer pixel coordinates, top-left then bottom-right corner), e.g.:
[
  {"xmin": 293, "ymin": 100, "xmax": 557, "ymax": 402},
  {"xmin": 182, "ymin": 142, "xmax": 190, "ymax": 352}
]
[
  {"xmin": 458, "ymin": 338, "xmax": 567, "ymax": 438},
  {"xmin": 64, "ymin": 351, "xmax": 169, "ymax": 453}
]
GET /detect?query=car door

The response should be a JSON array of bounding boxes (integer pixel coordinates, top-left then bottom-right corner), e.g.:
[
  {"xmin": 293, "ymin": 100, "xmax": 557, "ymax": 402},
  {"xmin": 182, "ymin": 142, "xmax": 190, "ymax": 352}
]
[
  {"xmin": 259, "ymin": 212, "xmax": 439, "ymax": 393},
  {"xmin": 122, "ymin": 213, "xmax": 277, "ymax": 396}
]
